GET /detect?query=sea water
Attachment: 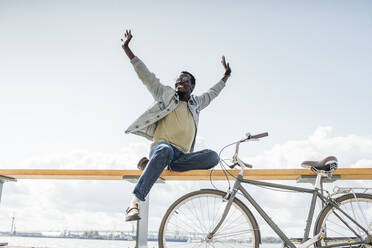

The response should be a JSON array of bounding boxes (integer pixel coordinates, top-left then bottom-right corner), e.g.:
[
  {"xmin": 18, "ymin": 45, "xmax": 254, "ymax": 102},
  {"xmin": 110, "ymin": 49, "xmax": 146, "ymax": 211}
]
[{"xmin": 0, "ymin": 236, "xmax": 282, "ymax": 248}]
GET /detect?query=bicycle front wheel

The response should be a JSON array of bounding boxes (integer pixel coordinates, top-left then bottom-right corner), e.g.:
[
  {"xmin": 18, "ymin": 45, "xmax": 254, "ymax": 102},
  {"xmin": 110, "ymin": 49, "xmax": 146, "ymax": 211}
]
[
  {"xmin": 158, "ymin": 189, "xmax": 260, "ymax": 248},
  {"xmin": 314, "ymin": 193, "xmax": 372, "ymax": 248}
]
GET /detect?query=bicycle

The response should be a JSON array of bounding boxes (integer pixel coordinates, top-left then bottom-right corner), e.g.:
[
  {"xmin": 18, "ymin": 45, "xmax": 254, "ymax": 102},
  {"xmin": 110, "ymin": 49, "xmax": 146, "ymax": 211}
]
[{"xmin": 158, "ymin": 132, "xmax": 372, "ymax": 248}]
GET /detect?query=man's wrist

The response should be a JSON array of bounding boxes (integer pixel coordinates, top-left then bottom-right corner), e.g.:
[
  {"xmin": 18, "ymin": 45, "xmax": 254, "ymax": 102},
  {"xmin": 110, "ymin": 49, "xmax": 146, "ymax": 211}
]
[{"xmin": 222, "ymin": 75, "xmax": 230, "ymax": 83}]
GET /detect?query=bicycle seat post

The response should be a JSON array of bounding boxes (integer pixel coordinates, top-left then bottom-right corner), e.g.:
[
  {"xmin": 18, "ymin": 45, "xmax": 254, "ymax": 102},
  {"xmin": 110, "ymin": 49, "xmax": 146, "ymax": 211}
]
[{"xmin": 314, "ymin": 173, "xmax": 322, "ymax": 190}]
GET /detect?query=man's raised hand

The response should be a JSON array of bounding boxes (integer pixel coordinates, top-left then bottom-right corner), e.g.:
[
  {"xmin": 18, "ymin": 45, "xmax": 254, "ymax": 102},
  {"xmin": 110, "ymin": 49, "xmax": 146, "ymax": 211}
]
[
  {"xmin": 121, "ymin": 29, "xmax": 135, "ymax": 60},
  {"xmin": 221, "ymin": 56, "xmax": 231, "ymax": 76},
  {"xmin": 121, "ymin": 29, "xmax": 133, "ymax": 49},
  {"xmin": 220, "ymin": 56, "xmax": 231, "ymax": 83}
]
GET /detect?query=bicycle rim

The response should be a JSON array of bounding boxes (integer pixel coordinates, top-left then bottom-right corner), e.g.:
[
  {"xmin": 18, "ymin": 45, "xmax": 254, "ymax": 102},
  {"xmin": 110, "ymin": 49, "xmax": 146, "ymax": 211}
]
[
  {"xmin": 158, "ymin": 189, "xmax": 259, "ymax": 248},
  {"xmin": 314, "ymin": 193, "xmax": 372, "ymax": 248}
]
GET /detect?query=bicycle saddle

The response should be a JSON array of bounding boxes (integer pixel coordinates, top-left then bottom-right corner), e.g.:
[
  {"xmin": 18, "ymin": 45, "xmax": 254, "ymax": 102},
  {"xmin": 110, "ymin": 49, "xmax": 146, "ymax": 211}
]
[{"xmin": 301, "ymin": 156, "xmax": 338, "ymax": 172}]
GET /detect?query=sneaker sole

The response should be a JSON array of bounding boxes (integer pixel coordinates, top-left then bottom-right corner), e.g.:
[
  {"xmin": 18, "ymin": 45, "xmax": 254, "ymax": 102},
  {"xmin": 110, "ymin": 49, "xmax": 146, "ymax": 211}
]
[
  {"xmin": 125, "ymin": 215, "xmax": 141, "ymax": 222},
  {"xmin": 137, "ymin": 157, "xmax": 149, "ymax": 170}
]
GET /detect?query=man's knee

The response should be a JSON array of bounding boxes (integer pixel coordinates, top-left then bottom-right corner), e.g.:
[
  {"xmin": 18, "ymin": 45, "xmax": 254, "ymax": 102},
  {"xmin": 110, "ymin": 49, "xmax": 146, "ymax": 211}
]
[
  {"xmin": 151, "ymin": 143, "xmax": 174, "ymax": 161},
  {"xmin": 204, "ymin": 149, "xmax": 220, "ymax": 168},
  {"xmin": 210, "ymin": 150, "xmax": 220, "ymax": 165}
]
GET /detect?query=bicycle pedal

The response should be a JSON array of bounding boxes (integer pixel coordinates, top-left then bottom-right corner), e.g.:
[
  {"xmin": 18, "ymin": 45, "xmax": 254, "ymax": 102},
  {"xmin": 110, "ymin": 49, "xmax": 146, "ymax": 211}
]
[{"xmin": 289, "ymin": 238, "xmax": 302, "ymax": 244}]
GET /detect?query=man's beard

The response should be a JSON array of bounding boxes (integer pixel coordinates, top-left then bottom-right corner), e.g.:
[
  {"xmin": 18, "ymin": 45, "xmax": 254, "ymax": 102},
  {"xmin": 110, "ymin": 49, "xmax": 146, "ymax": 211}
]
[{"xmin": 177, "ymin": 90, "xmax": 188, "ymax": 99}]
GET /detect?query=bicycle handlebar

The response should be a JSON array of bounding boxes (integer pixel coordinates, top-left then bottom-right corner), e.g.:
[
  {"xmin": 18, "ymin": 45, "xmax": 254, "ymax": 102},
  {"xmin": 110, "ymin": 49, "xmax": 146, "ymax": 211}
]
[
  {"xmin": 250, "ymin": 132, "xmax": 269, "ymax": 139},
  {"xmin": 228, "ymin": 132, "xmax": 269, "ymax": 170},
  {"xmin": 241, "ymin": 132, "xmax": 269, "ymax": 142}
]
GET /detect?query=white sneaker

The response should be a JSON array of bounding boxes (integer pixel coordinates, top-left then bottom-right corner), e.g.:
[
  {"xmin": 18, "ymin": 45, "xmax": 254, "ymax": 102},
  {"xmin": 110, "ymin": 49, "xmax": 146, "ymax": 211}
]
[{"xmin": 125, "ymin": 203, "xmax": 141, "ymax": 222}]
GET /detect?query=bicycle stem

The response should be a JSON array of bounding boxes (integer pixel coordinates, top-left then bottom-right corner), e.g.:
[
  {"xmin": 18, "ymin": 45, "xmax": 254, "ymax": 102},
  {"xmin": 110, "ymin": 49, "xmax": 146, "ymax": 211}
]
[
  {"xmin": 232, "ymin": 141, "xmax": 241, "ymax": 163},
  {"xmin": 232, "ymin": 141, "xmax": 248, "ymax": 176}
]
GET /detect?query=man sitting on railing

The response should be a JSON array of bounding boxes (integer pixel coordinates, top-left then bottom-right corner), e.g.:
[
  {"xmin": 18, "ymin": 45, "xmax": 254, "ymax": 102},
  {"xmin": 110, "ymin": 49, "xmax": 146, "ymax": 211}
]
[{"xmin": 121, "ymin": 30, "xmax": 231, "ymax": 221}]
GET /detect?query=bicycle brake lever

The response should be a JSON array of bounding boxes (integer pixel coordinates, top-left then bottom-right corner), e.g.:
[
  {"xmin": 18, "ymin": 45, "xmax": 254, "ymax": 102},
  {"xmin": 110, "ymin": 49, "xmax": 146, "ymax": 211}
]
[
  {"xmin": 228, "ymin": 162, "xmax": 252, "ymax": 169},
  {"xmin": 228, "ymin": 163, "xmax": 237, "ymax": 169},
  {"xmin": 243, "ymin": 162, "xmax": 253, "ymax": 168}
]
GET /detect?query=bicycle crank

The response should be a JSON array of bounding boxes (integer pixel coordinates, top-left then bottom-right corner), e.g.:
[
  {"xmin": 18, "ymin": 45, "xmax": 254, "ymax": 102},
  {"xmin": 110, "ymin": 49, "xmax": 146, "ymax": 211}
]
[{"xmin": 298, "ymin": 228, "xmax": 325, "ymax": 248}]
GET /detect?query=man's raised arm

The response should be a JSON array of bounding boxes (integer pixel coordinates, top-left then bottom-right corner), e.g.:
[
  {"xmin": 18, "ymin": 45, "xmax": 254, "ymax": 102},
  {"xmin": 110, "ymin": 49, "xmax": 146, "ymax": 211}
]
[
  {"xmin": 194, "ymin": 56, "xmax": 231, "ymax": 110},
  {"xmin": 121, "ymin": 30, "xmax": 170, "ymax": 101}
]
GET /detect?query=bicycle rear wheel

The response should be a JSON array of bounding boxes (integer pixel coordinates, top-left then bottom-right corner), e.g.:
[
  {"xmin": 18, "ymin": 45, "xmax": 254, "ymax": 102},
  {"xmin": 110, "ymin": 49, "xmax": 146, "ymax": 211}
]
[
  {"xmin": 158, "ymin": 189, "xmax": 260, "ymax": 248},
  {"xmin": 314, "ymin": 193, "xmax": 372, "ymax": 248}
]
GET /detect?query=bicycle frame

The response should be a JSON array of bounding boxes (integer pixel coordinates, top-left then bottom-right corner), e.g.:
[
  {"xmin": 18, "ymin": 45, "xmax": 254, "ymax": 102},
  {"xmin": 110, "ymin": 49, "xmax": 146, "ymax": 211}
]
[
  {"xmin": 205, "ymin": 135, "xmax": 371, "ymax": 248},
  {"xmin": 208, "ymin": 172, "xmax": 371, "ymax": 248}
]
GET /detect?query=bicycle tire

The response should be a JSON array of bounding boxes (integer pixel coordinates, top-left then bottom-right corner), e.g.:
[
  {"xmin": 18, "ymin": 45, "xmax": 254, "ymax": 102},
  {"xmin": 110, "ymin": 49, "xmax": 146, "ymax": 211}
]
[
  {"xmin": 314, "ymin": 193, "xmax": 372, "ymax": 248},
  {"xmin": 158, "ymin": 188, "xmax": 260, "ymax": 248}
]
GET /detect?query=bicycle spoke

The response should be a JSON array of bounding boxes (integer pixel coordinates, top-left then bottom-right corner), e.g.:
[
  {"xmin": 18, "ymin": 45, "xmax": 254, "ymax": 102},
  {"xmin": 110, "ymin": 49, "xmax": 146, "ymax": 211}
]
[
  {"xmin": 165, "ymin": 242, "xmax": 198, "ymax": 247},
  {"xmin": 160, "ymin": 191, "xmax": 257, "ymax": 248},
  {"xmin": 214, "ymin": 239, "xmax": 255, "ymax": 248},
  {"xmin": 189, "ymin": 200, "xmax": 209, "ymax": 233},
  {"xmin": 216, "ymin": 207, "xmax": 239, "ymax": 233},
  {"xmin": 206, "ymin": 196, "xmax": 210, "ymax": 231},
  {"xmin": 218, "ymin": 223, "xmax": 251, "ymax": 240},
  {"xmin": 218, "ymin": 210, "xmax": 246, "ymax": 233},
  {"xmin": 212, "ymin": 196, "xmax": 216, "ymax": 230},
  {"xmin": 348, "ymin": 200, "xmax": 364, "ymax": 236},
  {"xmin": 213, "ymin": 240, "xmax": 236, "ymax": 247},
  {"xmin": 325, "ymin": 214, "xmax": 358, "ymax": 233},
  {"xmin": 329, "ymin": 207, "xmax": 363, "ymax": 239},
  {"xmin": 323, "ymin": 224, "xmax": 360, "ymax": 238},
  {"xmin": 213, "ymin": 230, "xmax": 253, "ymax": 239},
  {"xmin": 211, "ymin": 197, "xmax": 225, "ymax": 229},
  {"xmin": 316, "ymin": 194, "xmax": 372, "ymax": 248},
  {"xmin": 354, "ymin": 195, "xmax": 369, "ymax": 228},
  {"xmin": 194, "ymin": 243, "xmax": 203, "ymax": 248},
  {"xmin": 175, "ymin": 206, "xmax": 207, "ymax": 235},
  {"xmin": 168, "ymin": 218, "xmax": 203, "ymax": 236},
  {"xmin": 167, "ymin": 201, "xmax": 213, "ymax": 238}
]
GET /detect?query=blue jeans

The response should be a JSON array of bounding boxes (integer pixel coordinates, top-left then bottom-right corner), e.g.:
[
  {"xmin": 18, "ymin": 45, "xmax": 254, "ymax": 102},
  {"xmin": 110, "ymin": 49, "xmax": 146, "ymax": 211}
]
[{"xmin": 133, "ymin": 141, "xmax": 220, "ymax": 201}]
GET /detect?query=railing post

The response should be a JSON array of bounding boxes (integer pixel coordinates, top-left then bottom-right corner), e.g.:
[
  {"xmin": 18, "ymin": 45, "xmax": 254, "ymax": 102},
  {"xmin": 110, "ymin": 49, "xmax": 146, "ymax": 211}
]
[
  {"xmin": 136, "ymin": 195, "xmax": 149, "ymax": 248},
  {"xmin": 0, "ymin": 175, "xmax": 16, "ymax": 203},
  {"xmin": 0, "ymin": 178, "xmax": 6, "ymax": 246},
  {"xmin": 123, "ymin": 176, "xmax": 164, "ymax": 248},
  {"xmin": 0, "ymin": 181, "xmax": 3, "ymax": 204},
  {"xmin": 0, "ymin": 175, "xmax": 16, "ymax": 246}
]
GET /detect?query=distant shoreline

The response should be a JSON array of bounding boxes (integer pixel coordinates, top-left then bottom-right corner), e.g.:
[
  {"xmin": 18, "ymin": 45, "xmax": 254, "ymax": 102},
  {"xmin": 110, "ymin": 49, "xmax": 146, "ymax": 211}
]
[{"xmin": 0, "ymin": 233, "xmax": 283, "ymax": 243}]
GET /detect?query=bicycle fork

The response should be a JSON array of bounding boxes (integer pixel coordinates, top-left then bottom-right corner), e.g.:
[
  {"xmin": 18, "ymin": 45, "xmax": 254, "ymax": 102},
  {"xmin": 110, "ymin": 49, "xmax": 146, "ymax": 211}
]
[{"xmin": 205, "ymin": 178, "xmax": 241, "ymax": 241}]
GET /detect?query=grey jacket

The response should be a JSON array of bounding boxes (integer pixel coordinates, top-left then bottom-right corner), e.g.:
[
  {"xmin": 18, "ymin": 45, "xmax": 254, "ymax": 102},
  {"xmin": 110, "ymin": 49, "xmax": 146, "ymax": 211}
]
[{"xmin": 125, "ymin": 56, "xmax": 225, "ymax": 152}]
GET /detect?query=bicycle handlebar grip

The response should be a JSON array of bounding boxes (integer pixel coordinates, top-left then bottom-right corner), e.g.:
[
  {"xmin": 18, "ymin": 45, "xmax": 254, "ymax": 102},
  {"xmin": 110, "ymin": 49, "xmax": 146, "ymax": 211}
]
[{"xmin": 251, "ymin": 132, "xmax": 269, "ymax": 139}]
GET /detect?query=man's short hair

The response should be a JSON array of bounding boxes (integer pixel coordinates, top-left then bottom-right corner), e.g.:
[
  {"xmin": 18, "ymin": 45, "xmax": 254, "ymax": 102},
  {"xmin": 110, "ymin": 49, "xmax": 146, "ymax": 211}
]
[{"xmin": 181, "ymin": 71, "xmax": 196, "ymax": 86}]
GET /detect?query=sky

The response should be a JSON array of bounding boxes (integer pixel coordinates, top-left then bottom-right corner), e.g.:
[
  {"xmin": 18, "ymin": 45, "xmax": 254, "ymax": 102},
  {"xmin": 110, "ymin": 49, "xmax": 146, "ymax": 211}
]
[{"xmin": 0, "ymin": 0, "xmax": 372, "ymax": 239}]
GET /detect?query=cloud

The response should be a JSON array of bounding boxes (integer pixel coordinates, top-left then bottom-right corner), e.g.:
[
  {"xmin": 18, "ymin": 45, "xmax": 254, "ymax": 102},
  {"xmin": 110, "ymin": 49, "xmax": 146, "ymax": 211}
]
[
  {"xmin": 0, "ymin": 127, "xmax": 371, "ymax": 237},
  {"xmin": 13, "ymin": 142, "xmax": 149, "ymax": 170},
  {"xmin": 351, "ymin": 159, "xmax": 372, "ymax": 168},
  {"xmin": 241, "ymin": 126, "xmax": 372, "ymax": 170}
]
